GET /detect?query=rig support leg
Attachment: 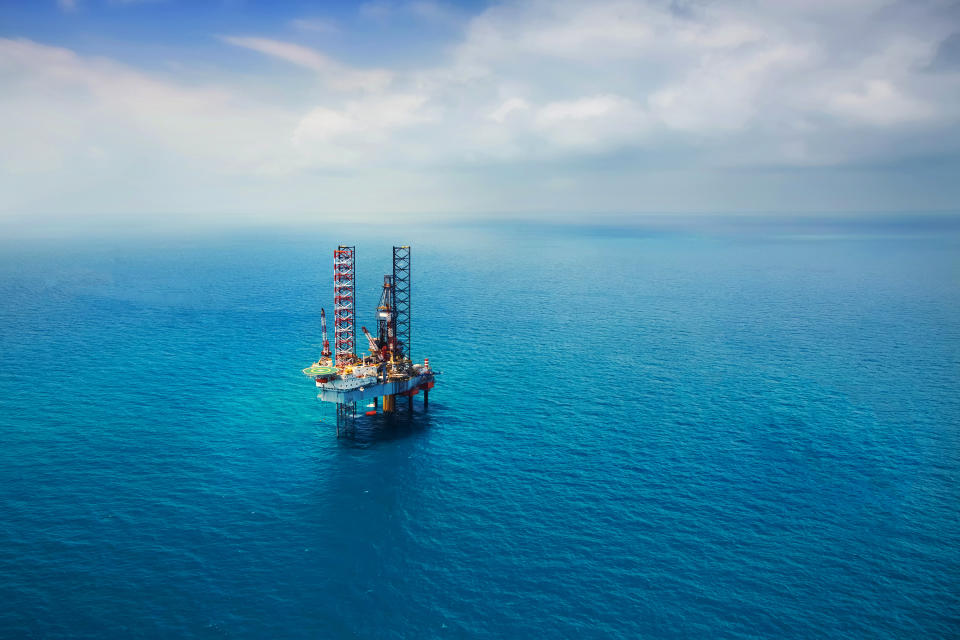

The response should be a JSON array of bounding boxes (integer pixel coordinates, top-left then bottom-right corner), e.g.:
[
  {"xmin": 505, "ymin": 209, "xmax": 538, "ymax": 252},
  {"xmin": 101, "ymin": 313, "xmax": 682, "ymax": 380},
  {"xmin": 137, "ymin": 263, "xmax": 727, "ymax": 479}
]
[
  {"xmin": 408, "ymin": 395, "xmax": 413, "ymax": 411},
  {"xmin": 424, "ymin": 390, "xmax": 429, "ymax": 410},
  {"xmin": 383, "ymin": 394, "xmax": 395, "ymax": 413},
  {"xmin": 373, "ymin": 397, "xmax": 378, "ymax": 410},
  {"xmin": 335, "ymin": 402, "xmax": 355, "ymax": 438}
]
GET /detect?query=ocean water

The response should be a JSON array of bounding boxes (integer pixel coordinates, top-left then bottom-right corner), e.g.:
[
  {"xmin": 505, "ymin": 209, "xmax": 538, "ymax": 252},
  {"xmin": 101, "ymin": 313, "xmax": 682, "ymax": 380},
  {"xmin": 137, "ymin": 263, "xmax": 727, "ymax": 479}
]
[{"xmin": 0, "ymin": 222, "xmax": 958, "ymax": 638}]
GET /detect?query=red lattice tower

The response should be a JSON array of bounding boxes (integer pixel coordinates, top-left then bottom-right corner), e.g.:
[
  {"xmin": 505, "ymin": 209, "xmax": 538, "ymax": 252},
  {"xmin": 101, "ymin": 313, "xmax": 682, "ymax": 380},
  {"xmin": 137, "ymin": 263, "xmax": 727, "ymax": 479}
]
[{"xmin": 333, "ymin": 245, "xmax": 356, "ymax": 363}]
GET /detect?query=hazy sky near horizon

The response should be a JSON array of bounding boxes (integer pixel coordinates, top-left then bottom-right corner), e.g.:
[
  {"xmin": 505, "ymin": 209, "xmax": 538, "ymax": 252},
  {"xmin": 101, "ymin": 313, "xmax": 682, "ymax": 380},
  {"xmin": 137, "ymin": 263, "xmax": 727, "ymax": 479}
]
[{"xmin": 1, "ymin": 0, "xmax": 959, "ymax": 227}]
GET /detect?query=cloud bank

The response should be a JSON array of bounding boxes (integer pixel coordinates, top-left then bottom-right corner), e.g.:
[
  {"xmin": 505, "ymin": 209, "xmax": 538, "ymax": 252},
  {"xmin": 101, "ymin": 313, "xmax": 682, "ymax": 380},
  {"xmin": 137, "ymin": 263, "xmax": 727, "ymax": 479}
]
[{"xmin": 1, "ymin": 0, "xmax": 959, "ymax": 224}]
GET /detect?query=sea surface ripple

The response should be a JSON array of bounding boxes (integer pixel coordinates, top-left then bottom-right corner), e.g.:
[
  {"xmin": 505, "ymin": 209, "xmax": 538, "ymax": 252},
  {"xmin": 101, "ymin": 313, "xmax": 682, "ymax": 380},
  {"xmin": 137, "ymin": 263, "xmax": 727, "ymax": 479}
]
[{"xmin": 0, "ymin": 224, "xmax": 958, "ymax": 638}]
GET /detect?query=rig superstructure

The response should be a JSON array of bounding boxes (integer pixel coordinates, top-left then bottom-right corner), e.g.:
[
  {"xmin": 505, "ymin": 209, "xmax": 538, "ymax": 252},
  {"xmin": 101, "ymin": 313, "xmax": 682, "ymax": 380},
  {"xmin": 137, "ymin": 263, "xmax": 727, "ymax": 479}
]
[{"xmin": 302, "ymin": 245, "xmax": 435, "ymax": 436}]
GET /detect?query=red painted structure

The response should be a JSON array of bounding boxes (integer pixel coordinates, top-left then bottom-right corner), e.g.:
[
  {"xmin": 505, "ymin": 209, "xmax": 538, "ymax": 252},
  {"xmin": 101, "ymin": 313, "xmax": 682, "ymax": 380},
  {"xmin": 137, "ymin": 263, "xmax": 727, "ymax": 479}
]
[{"xmin": 333, "ymin": 245, "xmax": 356, "ymax": 363}]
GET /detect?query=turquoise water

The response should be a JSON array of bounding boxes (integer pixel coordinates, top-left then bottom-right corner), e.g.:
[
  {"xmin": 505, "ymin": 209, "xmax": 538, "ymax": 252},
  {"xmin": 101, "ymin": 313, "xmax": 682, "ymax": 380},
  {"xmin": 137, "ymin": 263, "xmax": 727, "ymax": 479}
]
[{"xmin": 1, "ymin": 223, "xmax": 958, "ymax": 638}]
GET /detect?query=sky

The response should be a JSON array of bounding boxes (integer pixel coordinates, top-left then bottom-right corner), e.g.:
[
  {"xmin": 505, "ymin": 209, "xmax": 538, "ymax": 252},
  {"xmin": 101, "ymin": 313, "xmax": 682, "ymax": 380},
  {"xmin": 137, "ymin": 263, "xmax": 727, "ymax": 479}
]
[{"xmin": 1, "ymin": 0, "xmax": 959, "ymax": 230}]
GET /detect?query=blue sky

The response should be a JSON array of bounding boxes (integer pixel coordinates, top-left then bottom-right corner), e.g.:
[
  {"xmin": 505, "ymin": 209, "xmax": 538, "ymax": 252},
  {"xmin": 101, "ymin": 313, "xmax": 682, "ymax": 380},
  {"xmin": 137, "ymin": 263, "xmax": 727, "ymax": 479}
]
[{"xmin": 1, "ymin": 0, "xmax": 959, "ymax": 228}]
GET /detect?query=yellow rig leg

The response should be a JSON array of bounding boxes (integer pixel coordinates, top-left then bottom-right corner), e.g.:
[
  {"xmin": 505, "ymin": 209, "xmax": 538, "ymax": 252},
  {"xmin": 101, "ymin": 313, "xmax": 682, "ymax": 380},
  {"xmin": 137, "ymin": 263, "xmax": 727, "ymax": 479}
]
[{"xmin": 383, "ymin": 395, "xmax": 396, "ymax": 412}]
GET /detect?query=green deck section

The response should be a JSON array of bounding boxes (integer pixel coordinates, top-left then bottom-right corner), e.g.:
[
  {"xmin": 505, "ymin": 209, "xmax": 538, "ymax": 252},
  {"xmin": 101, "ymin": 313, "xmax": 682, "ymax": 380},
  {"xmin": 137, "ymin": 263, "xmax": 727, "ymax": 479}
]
[{"xmin": 302, "ymin": 365, "xmax": 338, "ymax": 377}]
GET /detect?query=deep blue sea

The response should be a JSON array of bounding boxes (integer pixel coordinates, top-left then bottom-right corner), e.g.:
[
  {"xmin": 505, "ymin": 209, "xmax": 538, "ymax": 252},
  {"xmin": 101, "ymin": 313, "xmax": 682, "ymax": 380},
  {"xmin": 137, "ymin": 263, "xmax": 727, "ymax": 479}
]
[{"xmin": 1, "ymin": 222, "xmax": 958, "ymax": 638}]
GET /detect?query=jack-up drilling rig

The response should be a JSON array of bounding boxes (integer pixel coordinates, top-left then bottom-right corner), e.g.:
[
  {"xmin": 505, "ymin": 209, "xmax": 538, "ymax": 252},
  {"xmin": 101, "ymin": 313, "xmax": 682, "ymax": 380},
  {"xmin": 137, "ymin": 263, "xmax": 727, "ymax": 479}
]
[{"xmin": 302, "ymin": 245, "xmax": 435, "ymax": 436}]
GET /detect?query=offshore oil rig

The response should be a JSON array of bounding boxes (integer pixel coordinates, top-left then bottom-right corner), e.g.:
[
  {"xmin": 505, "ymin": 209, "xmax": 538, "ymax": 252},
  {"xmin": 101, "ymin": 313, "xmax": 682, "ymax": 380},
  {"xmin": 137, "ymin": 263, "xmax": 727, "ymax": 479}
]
[{"xmin": 302, "ymin": 245, "xmax": 436, "ymax": 436}]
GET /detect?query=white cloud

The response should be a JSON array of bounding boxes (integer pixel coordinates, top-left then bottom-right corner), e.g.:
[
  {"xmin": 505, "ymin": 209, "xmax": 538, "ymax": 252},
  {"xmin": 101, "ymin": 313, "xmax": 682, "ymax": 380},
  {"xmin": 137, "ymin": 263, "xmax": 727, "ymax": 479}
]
[
  {"xmin": 488, "ymin": 98, "xmax": 529, "ymax": 123},
  {"xmin": 292, "ymin": 94, "xmax": 432, "ymax": 165},
  {"xmin": 4, "ymin": 0, "xmax": 960, "ymax": 222},
  {"xmin": 648, "ymin": 42, "xmax": 815, "ymax": 134},
  {"xmin": 447, "ymin": 0, "xmax": 958, "ymax": 165},
  {"xmin": 533, "ymin": 95, "xmax": 648, "ymax": 150},
  {"xmin": 535, "ymin": 95, "xmax": 627, "ymax": 124},
  {"xmin": 456, "ymin": 1, "xmax": 659, "ymax": 62},
  {"xmin": 0, "ymin": 38, "xmax": 296, "ymax": 178},
  {"xmin": 827, "ymin": 80, "xmax": 936, "ymax": 126},
  {"xmin": 219, "ymin": 36, "xmax": 392, "ymax": 92}
]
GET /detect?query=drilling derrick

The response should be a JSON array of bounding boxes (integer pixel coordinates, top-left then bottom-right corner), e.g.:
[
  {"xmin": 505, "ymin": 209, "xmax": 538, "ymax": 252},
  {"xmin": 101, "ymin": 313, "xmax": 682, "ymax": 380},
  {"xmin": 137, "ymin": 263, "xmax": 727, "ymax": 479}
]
[
  {"xmin": 377, "ymin": 275, "xmax": 397, "ymax": 362},
  {"xmin": 303, "ymin": 244, "xmax": 435, "ymax": 437},
  {"xmin": 333, "ymin": 245, "xmax": 356, "ymax": 364},
  {"xmin": 393, "ymin": 246, "xmax": 411, "ymax": 360}
]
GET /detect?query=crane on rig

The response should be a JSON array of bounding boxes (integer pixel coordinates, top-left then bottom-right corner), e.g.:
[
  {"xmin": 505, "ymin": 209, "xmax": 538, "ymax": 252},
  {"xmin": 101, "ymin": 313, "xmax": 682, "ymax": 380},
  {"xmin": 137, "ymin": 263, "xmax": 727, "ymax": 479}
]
[
  {"xmin": 320, "ymin": 308, "xmax": 332, "ymax": 361},
  {"xmin": 361, "ymin": 326, "xmax": 382, "ymax": 363}
]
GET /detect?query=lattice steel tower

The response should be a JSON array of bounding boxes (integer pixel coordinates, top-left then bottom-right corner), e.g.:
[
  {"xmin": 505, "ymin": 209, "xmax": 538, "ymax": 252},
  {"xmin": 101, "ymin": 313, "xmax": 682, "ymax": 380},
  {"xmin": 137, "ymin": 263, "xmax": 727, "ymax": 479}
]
[
  {"xmin": 392, "ymin": 246, "xmax": 411, "ymax": 360},
  {"xmin": 333, "ymin": 245, "xmax": 356, "ymax": 363}
]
